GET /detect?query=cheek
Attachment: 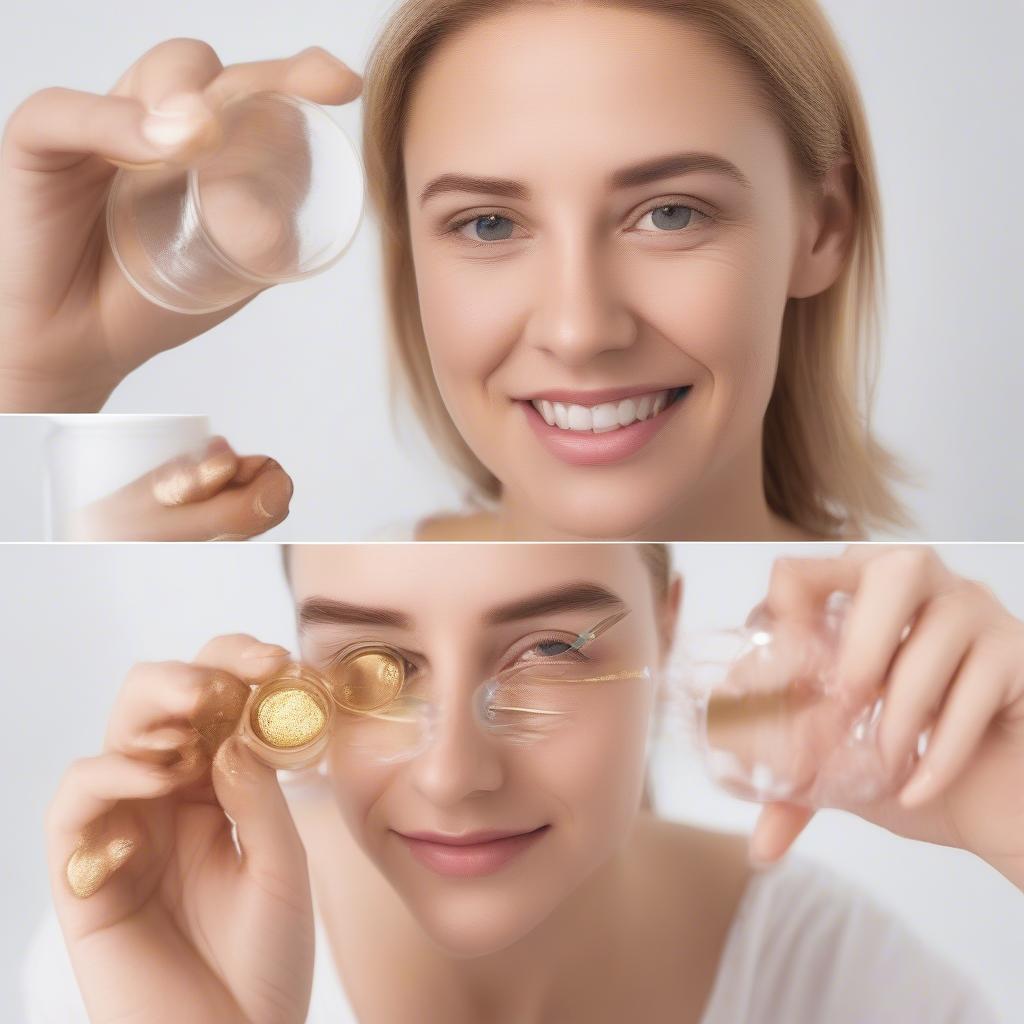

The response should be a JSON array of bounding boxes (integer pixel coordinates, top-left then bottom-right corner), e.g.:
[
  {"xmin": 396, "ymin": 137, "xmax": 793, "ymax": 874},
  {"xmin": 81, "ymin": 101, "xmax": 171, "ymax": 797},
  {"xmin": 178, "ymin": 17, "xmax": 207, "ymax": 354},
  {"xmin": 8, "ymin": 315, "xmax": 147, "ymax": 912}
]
[{"xmin": 414, "ymin": 246, "xmax": 528, "ymax": 395}]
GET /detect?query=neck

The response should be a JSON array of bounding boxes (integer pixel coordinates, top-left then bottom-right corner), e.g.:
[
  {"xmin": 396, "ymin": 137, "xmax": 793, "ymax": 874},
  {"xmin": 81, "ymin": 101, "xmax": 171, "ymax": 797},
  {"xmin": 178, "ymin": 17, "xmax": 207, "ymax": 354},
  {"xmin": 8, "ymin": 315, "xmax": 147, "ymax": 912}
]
[{"xmin": 496, "ymin": 440, "xmax": 814, "ymax": 541}]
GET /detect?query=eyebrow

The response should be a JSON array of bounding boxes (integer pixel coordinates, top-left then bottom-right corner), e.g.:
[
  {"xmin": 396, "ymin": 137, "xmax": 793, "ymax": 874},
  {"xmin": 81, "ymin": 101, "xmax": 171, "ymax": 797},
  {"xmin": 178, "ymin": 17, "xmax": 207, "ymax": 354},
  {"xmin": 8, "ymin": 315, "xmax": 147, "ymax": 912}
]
[
  {"xmin": 483, "ymin": 582, "xmax": 626, "ymax": 625},
  {"xmin": 418, "ymin": 150, "xmax": 752, "ymax": 208},
  {"xmin": 297, "ymin": 582, "xmax": 625, "ymax": 632},
  {"xmin": 298, "ymin": 598, "xmax": 412, "ymax": 631}
]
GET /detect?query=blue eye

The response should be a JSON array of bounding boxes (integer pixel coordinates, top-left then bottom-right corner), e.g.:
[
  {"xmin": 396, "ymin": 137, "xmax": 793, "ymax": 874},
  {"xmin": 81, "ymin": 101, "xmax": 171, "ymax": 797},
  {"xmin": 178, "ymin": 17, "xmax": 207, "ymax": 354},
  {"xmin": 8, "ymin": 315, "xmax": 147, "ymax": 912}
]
[
  {"xmin": 455, "ymin": 214, "xmax": 515, "ymax": 242},
  {"xmin": 636, "ymin": 203, "xmax": 709, "ymax": 232}
]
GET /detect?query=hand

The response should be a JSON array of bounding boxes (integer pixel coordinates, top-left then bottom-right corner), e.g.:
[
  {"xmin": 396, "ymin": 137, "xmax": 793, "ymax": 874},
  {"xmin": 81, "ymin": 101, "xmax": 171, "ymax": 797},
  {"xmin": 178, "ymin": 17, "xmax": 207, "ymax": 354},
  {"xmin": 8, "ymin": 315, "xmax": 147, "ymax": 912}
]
[
  {"xmin": 746, "ymin": 546, "xmax": 1024, "ymax": 892},
  {"xmin": 45, "ymin": 635, "xmax": 314, "ymax": 1023},
  {"xmin": 0, "ymin": 39, "xmax": 362, "ymax": 411},
  {"xmin": 71, "ymin": 435, "xmax": 294, "ymax": 540}
]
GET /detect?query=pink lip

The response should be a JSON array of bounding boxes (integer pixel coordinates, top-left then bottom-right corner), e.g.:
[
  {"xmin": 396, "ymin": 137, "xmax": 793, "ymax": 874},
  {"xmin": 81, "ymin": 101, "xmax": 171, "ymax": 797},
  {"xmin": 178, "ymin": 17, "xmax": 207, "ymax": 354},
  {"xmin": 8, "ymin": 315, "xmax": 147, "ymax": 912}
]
[
  {"xmin": 521, "ymin": 388, "xmax": 689, "ymax": 467},
  {"xmin": 519, "ymin": 383, "xmax": 683, "ymax": 405},
  {"xmin": 395, "ymin": 825, "xmax": 550, "ymax": 877}
]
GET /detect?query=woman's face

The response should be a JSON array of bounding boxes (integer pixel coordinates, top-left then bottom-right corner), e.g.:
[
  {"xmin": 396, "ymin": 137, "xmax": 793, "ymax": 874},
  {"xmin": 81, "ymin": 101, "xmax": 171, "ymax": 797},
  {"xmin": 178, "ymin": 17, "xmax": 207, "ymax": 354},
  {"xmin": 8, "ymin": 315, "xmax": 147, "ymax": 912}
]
[
  {"xmin": 289, "ymin": 544, "xmax": 669, "ymax": 956},
  {"xmin": 403, "ymin": 5, "xmax": 810, "ymax": 536}
]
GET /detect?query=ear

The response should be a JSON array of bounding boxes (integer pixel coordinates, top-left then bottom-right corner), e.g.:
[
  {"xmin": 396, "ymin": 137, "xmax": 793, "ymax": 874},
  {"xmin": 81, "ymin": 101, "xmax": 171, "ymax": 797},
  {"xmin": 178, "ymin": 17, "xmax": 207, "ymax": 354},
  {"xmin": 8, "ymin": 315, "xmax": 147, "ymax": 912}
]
[{"xmin": 788, "ymin": 155, "xmax": 857, "ymax": 300}]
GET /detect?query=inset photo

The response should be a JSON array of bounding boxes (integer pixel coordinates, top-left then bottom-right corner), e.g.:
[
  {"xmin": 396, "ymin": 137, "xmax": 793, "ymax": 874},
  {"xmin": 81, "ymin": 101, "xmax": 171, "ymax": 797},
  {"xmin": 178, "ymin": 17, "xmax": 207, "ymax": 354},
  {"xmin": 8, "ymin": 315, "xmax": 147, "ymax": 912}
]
[{"xmin": 4, "ymin": 541, "xmax": 1022, "ymax": 1020}]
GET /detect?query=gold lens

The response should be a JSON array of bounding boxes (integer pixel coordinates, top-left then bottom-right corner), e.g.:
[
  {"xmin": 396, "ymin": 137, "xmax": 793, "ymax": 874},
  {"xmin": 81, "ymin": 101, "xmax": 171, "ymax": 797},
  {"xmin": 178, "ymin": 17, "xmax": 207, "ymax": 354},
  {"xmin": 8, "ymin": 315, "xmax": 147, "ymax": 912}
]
[
  {"xmin": 330, "ymin": 648, "xmax": 405, "ymax": 712},
  {"xmin": 251, "ymin": 685, "xmax": 328, "ymax": 748}
]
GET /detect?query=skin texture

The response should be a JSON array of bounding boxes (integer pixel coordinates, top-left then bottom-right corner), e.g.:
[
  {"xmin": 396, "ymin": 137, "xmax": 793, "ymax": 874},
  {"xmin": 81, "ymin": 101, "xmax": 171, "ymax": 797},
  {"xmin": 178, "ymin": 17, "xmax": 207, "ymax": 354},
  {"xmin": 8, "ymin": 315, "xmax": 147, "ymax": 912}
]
[
  {"xmin": 403, "ymin": 6, "xmax": 854, "ymax": 540},
  {"xmin": 44, "ymin": 545, "xmax": 1024, "ymax": 1022}
]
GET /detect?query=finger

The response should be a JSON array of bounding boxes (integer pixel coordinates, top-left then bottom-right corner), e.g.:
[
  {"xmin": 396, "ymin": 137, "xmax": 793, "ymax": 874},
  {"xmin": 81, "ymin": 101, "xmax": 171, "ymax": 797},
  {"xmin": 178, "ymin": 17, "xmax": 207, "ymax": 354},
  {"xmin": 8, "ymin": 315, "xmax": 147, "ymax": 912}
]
[
  {"xmin": 178, "ymin": 458, "xmax": 294, "ymax": 540},
  {"xmin": 107, "ymin": 37, "xmax": 225, "ymax": 165},
  {"xmin": 833, "ymin": 548, "xmax": 947, "ymax": 710},
  {"xmin": 759, "ymin": 555, "xmax": 863, "ymax": 622},
  {"xmin": 1, "ymin": 87, "xmax": 192, "ymax": 174},
  {"xmin": 898, "ymin": 639, "xmax": 1014, "ymax": 808},
  {"xmin": 185, "ymin": 635, "xmax": 293, "ymax": 754},
  {"xmin": 149, "ymin": 436, "xmax": 240, "ymax": 507},
  {"xmin": 874, "ymin": 592, "xmax": 980, "ymax": 775},
  {"xmin": 748, "ymin": 802, "xmax": 816, "ymax": 865},
  {"xmin": 211, "ymin": 734, "xmax": 308, "ymax": 879},
  {"xmin": 46, "ymin": 752, "xmax": 190, "ymax": 846},
  {"xmin": 203, "ymin": 46, "xmax": 363, "ymax": 109},
  {"xmin": 74, "ymin": 453, "xmax": 293, "ymax": 540},
  {"xmin": 103, "ymin": 661, "xmax": 246, "ymax": 758}
]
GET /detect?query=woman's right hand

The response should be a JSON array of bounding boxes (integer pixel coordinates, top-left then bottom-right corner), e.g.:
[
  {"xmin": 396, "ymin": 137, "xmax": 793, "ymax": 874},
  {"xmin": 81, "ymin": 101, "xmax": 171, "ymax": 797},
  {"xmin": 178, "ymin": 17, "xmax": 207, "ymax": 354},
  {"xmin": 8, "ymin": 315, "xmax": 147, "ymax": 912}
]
[
  {"xmin": 0, "ymin": 39, "xmax": 362, "ymax": 412},
  {"xmin": 45, "ymin": 635, "xmax": 314, "ymax": 1024}
]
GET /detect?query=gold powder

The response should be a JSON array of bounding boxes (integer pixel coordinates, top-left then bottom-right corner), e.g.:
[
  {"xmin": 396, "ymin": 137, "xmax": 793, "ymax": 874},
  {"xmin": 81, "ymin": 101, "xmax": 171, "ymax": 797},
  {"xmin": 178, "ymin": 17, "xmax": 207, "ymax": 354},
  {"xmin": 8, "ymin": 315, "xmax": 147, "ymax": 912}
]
[
  {"xmin": 66, "ymin": 829, "xmax": 137, "ymax": 899},
  {"xmin": 337, "ymin": 651, "xmax": 403, "ymax": 711},
  {"xmin": 252, "ymin": 687, "xmax": 326, "ymax": 748}
]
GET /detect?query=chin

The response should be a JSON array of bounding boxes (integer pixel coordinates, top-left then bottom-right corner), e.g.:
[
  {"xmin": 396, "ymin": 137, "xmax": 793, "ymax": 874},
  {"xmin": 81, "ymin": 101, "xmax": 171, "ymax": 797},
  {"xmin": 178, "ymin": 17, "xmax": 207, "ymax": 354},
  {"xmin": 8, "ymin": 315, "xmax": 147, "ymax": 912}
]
[
  {"xmin": 513, "ymin": 470, "xmax": 703, "ymax": 539},
  {"xmin": 397, "ymin": 877, "xmax": 562, "ymax": 958}
]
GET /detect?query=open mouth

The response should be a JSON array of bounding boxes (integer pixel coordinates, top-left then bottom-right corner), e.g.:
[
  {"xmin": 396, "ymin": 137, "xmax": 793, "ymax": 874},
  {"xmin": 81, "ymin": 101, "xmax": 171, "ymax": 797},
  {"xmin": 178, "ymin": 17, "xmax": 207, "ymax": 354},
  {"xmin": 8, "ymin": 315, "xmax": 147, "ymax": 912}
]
[{"xmin": 529, "ymin": 385, "xmax": 690, "ymax": 434}]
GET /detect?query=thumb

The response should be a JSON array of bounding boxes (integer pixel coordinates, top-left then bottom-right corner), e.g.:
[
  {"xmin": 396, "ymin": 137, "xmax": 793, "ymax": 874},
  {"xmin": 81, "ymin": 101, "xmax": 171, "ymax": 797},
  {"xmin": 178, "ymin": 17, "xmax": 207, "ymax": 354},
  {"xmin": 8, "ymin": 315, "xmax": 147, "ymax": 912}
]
[
  {"xmin": 749, "ymin": 801, "xmax": 816, "ymax": 867},
  {"xmin": 210, "ymin": 734, "xmax": 306, "ymax": 879}
]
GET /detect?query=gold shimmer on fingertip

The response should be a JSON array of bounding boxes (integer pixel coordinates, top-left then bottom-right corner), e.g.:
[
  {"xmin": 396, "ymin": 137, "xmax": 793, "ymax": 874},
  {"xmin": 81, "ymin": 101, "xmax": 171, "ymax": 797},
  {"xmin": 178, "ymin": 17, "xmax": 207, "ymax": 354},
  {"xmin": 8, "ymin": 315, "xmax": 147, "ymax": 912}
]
[
  {"xmin": 252, "ymin": 687, "xmax": 327, "ymax": 748},
  {"xmin": 66, "ymin": 828, "xmax": 137, "ymax": 899},
  {"xmin": 191, "ymin": 672, "xmax": 249, "ymax": 756},
  {"xmin": 195, "ymin": 453, "xmax": 236, "ymax": 491},
  {"xmin": 151, "ymin": 468, "xmax": 197, "ymax": 506}
]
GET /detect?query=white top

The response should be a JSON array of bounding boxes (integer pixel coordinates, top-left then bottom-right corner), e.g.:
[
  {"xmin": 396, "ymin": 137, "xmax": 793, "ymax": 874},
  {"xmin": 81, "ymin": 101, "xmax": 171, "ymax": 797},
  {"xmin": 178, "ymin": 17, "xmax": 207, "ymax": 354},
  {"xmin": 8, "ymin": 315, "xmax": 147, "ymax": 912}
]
[{"xmin": 22, "ymin": 852, "xmax": 998, "ymax": 1022}]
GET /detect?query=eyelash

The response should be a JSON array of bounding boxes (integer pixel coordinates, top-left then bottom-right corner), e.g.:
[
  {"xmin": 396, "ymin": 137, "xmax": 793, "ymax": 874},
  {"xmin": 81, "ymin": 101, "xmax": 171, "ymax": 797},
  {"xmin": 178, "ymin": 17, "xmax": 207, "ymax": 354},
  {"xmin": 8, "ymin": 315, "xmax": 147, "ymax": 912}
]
[{"xmin": 444, "ymin": 198, "xmax": 714, "ymax": 246}]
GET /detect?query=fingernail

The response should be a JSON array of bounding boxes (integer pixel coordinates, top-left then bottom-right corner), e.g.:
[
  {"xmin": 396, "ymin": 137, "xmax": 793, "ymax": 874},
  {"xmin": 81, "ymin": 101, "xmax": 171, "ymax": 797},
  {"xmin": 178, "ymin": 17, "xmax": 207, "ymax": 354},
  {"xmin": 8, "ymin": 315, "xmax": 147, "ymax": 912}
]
[
  {"xmin": 141, "ymin": 92, "xmax": 211, "ymax": 150},
  {"xmin": 253, "ymin": 467, "xmax": 293, "ymax": 522}
]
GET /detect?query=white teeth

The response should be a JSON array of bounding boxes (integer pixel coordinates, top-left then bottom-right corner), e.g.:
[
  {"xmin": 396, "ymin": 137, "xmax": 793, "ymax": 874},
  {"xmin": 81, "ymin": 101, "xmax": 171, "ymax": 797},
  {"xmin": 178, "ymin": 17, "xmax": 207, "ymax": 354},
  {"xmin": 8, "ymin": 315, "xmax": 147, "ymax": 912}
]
[
  {"xmin": 530, "ymin": 388, "xmax": 682, "ymax": 434},
  {"xmin": 591, "ymin": 403, "xmax": 620, "ymax": 432}
]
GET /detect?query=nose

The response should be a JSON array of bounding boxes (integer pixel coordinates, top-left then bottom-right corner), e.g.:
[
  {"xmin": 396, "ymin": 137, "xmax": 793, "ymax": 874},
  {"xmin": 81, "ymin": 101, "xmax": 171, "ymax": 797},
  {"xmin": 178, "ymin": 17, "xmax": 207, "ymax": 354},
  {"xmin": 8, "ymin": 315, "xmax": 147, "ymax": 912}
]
[
  {"xmin": 523, "ymin": 231, "xmax": 638, "ymax": 367},
  {"xmin": 408, "ymin": 684, "xmax": 504, "ymax": 807}
]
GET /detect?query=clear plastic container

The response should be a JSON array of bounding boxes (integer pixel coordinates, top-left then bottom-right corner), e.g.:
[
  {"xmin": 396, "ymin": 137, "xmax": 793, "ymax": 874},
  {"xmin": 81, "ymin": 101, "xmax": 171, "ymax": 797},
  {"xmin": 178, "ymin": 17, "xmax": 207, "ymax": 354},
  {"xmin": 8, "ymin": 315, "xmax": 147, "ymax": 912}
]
[
  {"xmin": 106, "ymin": 90, "xmax": 364, "ymax": 314},
  {"xmin": 44, "ymin": 414, "xmax": 211, "ymax": 539},
  {"xmin": 665, "ymin": 593, "xmax": 930, "ymax": 808}
]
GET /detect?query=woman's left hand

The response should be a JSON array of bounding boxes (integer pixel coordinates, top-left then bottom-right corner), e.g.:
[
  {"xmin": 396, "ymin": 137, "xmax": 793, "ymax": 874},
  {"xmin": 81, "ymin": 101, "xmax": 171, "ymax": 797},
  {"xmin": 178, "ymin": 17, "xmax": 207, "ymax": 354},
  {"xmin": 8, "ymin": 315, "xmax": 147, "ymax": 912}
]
[{"xmin": 747, "ymin": 546, "xmax": 1024, "ymax": 891}]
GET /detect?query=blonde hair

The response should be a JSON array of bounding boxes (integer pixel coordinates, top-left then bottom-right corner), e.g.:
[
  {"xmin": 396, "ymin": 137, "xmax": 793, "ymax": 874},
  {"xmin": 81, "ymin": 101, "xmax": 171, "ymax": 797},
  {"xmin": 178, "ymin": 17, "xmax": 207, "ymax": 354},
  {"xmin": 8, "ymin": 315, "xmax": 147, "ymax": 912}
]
[{"xmin": 361, "ymin": 0, "xmax": 912, "ymax": 538}]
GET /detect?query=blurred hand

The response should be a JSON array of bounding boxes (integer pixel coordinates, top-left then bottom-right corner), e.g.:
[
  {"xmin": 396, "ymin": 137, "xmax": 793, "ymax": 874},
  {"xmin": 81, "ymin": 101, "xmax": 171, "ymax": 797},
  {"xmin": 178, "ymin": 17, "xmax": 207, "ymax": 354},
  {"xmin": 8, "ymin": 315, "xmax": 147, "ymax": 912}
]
[{"xmin": 0, "ymin": 39, "xmax": 362, "ymax": 411}]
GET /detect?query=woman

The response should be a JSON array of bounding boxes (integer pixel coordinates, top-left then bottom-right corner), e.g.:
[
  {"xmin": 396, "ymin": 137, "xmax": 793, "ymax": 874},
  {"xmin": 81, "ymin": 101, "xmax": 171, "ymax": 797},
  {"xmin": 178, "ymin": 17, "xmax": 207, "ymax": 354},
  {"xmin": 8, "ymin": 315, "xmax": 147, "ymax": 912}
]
[
  {"xmin": 24, "ymin": 543, "xmax": 1021, "ymax": 1020},
  {"xmin": 0, "ymin": 0, "xmax": 907, "ymax": 540}
]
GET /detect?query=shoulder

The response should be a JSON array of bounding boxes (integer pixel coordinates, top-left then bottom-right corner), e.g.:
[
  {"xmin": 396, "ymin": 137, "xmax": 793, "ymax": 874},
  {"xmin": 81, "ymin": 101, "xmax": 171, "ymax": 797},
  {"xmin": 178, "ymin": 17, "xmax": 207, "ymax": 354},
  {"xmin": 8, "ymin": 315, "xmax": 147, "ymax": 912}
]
[
  {"xmin": 21, "ymin": 906, "xmax": 90, "ymax": 1022},
  {"xmin": 703, "ymin": 852, "xmax": 999, "ymax": 1024}
]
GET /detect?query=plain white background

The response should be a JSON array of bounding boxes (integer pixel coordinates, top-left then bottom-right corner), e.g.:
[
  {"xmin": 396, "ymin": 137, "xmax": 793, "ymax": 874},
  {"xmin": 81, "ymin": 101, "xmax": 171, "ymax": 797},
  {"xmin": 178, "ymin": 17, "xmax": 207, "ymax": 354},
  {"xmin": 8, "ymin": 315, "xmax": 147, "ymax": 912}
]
[
  {"xmin": 2, "ymin": 541, "xmax": 1022, "ymax": 1018},
  {"xmin": 1, "ymin": 0, "xmax": 1022, "ymax": 540}
]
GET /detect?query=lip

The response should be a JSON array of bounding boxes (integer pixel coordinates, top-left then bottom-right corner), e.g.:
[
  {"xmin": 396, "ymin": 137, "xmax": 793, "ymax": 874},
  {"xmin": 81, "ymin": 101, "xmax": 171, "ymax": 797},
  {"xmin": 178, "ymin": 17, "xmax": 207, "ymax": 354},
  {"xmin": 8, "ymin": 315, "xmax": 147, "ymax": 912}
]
[
  {"xmin": 520, "ymin": 386, "xmax": 690, "ymax": 467},
  {"xmin": 394, "ymin": 824, "xmax": 550, "ymax": 877}
]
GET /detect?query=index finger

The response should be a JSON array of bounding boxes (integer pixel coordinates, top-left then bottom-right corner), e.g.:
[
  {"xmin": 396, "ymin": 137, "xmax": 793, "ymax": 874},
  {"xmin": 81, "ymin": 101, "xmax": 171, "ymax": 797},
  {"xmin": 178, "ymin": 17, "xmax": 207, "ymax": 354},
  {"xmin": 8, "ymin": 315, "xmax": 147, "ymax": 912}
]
[{"xmin": 202, "ymin": 46, "xmax": 363, "ymax": 110}]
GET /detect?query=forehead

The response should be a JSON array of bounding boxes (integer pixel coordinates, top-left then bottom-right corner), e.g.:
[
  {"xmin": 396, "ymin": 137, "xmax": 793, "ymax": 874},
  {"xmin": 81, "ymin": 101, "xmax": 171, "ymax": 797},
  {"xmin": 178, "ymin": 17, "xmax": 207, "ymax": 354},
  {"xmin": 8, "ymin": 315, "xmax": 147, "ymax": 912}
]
[
  {"xmin": 288, "ymin": 544, "xmax": 652, "ymax": 620},
  {"xmin": 403, "ymin": 4, "xmax": 784, "ymax": 199}
]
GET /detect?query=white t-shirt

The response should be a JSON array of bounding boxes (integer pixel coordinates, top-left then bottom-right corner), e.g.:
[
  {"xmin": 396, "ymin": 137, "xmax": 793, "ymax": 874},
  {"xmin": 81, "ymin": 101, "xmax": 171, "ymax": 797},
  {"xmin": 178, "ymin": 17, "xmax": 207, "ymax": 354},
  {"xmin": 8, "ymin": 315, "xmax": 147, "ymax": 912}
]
[{"xmin": 22, "ymin": 852, "xmax": 998, "ymax": 1022}]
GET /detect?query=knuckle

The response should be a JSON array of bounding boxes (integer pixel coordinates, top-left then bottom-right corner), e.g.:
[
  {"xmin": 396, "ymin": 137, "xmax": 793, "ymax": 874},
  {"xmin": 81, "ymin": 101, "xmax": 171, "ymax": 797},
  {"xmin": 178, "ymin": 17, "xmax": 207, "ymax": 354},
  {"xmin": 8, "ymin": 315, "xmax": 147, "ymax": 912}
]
[{"xmin": 153, "ymin": 36, "xmax": 220, "ymax": 65}]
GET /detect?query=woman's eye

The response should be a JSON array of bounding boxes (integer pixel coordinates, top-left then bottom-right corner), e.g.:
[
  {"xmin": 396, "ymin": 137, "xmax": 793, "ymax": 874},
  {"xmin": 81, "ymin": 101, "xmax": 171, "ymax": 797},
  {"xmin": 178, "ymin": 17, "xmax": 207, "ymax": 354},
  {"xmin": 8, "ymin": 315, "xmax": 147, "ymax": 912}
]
[
  {"xmin": 634, "ymin": 203, "xmax": 709, "ymax": 233},
  {"xmin": 453, "ymin": 214, "xmax": 516, "ymax": 243}
]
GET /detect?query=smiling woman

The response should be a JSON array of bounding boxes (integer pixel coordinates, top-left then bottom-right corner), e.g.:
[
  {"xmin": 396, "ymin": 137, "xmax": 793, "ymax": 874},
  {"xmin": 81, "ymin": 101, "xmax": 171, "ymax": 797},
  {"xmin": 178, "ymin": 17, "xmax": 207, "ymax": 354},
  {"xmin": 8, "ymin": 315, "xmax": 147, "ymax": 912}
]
[{"xmin": 362, "ymin": 0, "xmax": 908, "ymax": 540}]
